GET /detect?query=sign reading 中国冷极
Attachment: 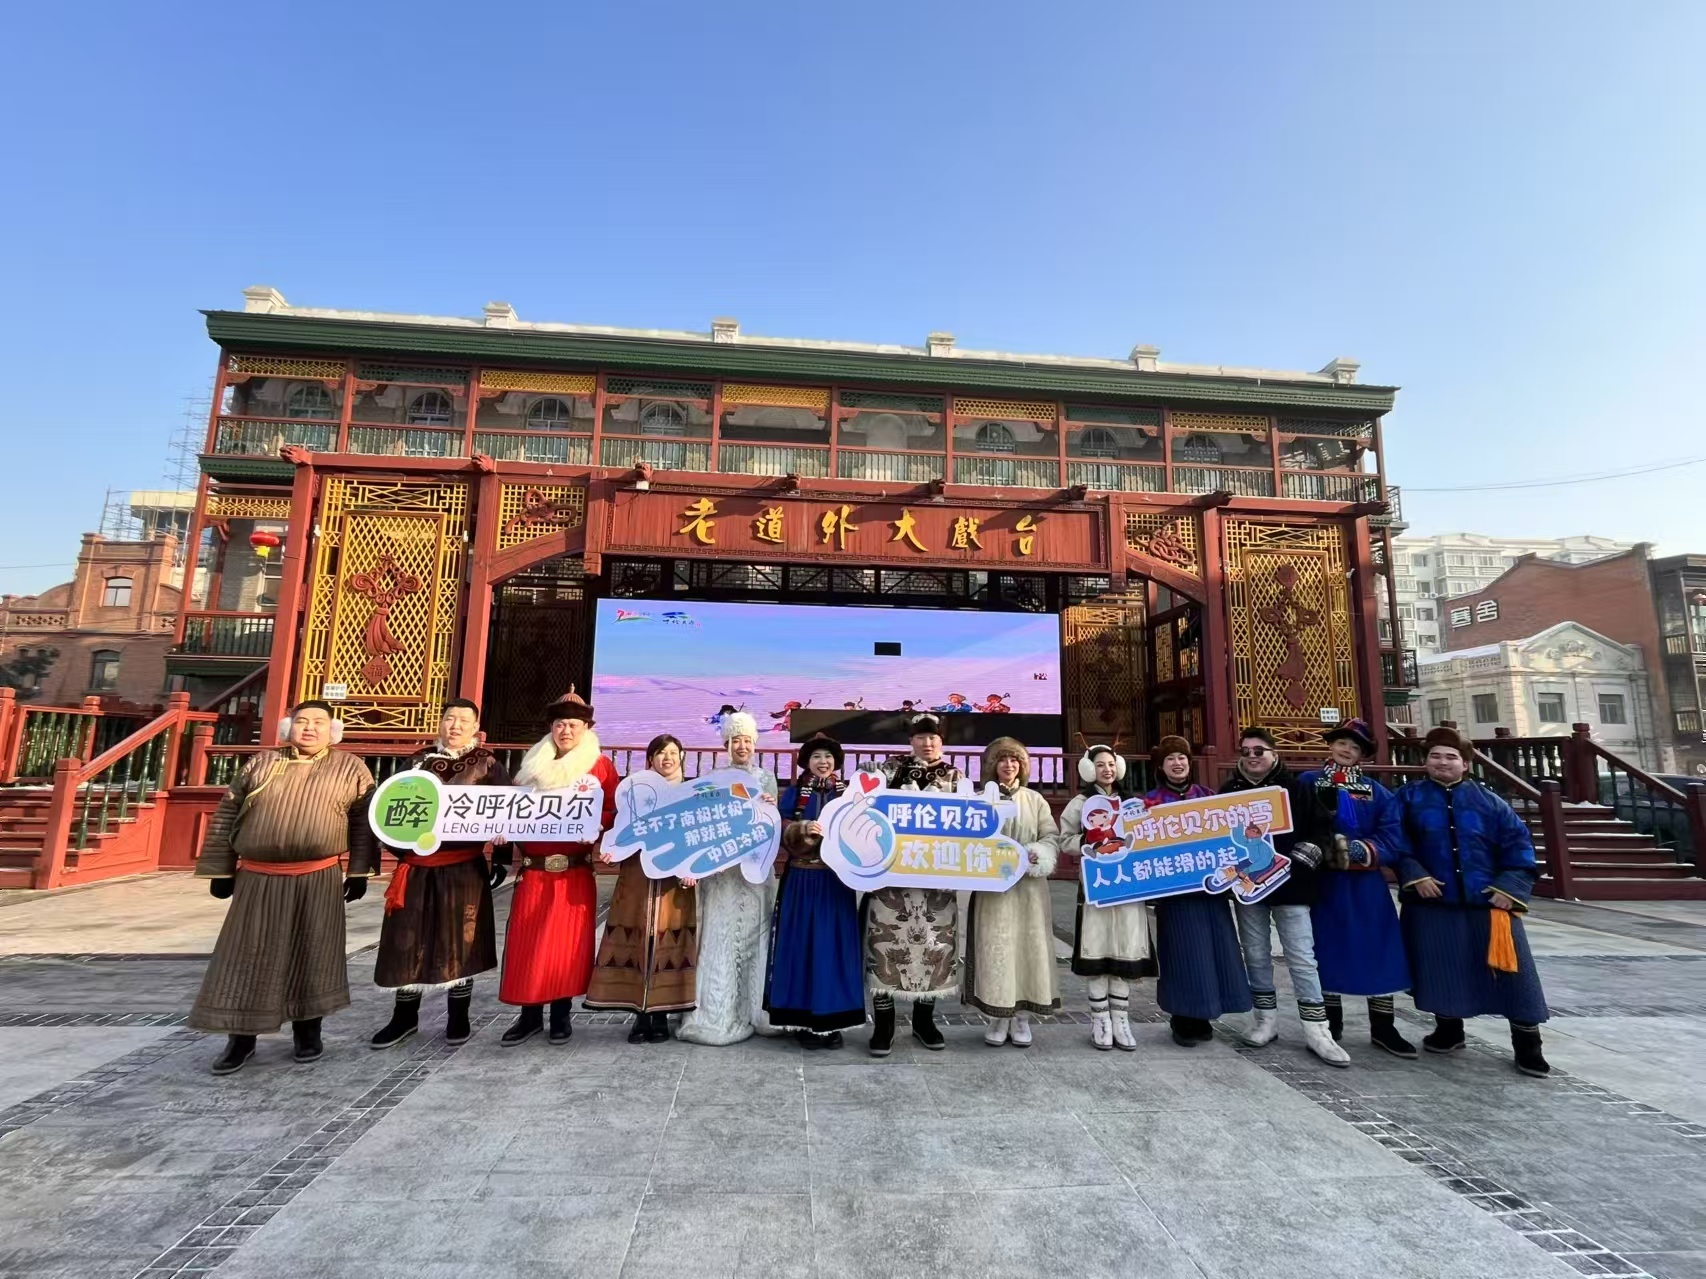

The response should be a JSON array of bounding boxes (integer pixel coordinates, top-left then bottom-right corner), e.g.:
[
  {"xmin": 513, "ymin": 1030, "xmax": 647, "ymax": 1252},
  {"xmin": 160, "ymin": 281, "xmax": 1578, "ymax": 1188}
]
[
  {"xmin": 368, "ymin": 768, "xmax": 605, "ymax": 854},
  {"xmin": 1079, "ymin": 786, "xmax": 1294, "ymax": 908},
  {"xmin": 815, "ymin": 773, "xmax": 1029, "ymax": 893},
  {"xmin": 602, "ymin": 768, "xmax": 782, "ymax": 883}
]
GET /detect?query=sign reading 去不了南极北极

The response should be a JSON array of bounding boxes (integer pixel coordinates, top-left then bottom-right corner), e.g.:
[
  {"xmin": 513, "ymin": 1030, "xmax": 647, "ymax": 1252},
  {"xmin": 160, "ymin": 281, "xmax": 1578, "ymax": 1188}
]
[
  {"xmin": 601, "ymin": 768, "xmax": 782, "ymax": 884},
  {"xmin": 814, "ymin": 773, "xmax": 1030, "ymax": 893},
  {"xmin": 367, "ymin": 768, "xmax": 606, "ymax": 854},
  {"xmin": 1079, "ymin": 786, "xmax": 1295, "ymax": 909}
]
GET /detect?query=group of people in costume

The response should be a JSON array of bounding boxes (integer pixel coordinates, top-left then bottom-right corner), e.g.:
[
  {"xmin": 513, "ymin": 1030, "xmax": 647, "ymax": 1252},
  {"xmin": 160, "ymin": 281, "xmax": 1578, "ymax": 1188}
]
[{"xmin": 188, "ymin": 700, "xmax": 1552, "ymax": 1080}]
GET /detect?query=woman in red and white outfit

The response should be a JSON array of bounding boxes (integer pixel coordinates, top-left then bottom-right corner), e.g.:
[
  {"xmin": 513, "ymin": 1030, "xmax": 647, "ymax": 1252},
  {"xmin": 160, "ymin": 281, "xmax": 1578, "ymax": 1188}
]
[{"xmin": 498, "ymin": 691, "xmax": 618, "ymax": 1046}]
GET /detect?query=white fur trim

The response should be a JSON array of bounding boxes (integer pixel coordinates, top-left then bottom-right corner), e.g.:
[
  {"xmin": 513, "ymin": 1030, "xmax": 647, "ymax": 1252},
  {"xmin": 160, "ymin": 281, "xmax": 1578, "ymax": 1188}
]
[
  {"xmin": 1078, "ymin": 746, "xmax": 1127, "ymax": 784},
  {"xmin": 514, "ymin": 730, "xmax": 603, "ymax": 789},
  {"xmin": 1026, "ymin": 840, "xmax": 1058, "ymax": 879},
  {"xmin": 277, "ymin": 717, "xmax": 344, "ymax": 744},
  {"xmin": 721, "ymin": 712, "xmax": 758, "ymax": 744}
]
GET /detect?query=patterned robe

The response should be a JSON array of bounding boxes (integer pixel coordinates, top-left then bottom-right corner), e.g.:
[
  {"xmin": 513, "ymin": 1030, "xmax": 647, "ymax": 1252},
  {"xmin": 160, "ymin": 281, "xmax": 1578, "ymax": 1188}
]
[
  {"xmin": 190, "ymin": 748, "xmax": 377, "ymax": 1035},
  {"xmin": 864, "ymin": 756, "xmax": 962, "ymax": 999}
]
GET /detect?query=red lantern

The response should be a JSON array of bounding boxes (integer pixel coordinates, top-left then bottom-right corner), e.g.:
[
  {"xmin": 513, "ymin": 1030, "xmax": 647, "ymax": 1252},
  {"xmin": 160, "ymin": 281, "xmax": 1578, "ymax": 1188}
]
[{"xmin": 249, "ymin": 529, "xmax": 282, "ymax": 560}]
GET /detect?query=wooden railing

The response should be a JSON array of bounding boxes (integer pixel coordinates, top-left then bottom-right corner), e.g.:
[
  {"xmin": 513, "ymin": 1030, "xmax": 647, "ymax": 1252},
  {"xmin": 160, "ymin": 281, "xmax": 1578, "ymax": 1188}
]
[
  {"xmin": 176, "ymin": 610, "xmax": 276, "ymax": 658},
  {"xmin": 0, "ymin": 692, "xmax": 154, "ymax": 784}
]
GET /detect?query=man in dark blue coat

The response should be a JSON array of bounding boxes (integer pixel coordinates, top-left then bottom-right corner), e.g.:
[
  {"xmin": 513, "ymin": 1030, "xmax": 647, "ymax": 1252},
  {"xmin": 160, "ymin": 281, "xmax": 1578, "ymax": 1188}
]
[{"xmin": 1395, "ymin": 726, "xmax": 1551, "ymax": 1077}]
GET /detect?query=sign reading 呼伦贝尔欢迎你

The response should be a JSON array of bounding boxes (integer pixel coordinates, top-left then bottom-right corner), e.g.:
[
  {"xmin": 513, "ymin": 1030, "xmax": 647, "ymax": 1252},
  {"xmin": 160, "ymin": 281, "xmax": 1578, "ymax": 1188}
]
[
  {"xmin": 368, "ymin": 768, "xmax": 606, "ymax": 854},
  {"xmin": 814, "ymin": 773, "xmax": 1030, "ymax": 893},
  {"xmin": 1079, "ymin": 786, "xmax": 1294, "ymax": 909}
]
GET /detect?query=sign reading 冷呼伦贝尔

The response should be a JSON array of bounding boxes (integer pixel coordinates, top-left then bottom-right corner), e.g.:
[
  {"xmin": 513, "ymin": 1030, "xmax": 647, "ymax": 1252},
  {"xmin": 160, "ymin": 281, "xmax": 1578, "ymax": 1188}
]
[
  {"xmin": 1079, "ymin": 786, "xmax": 1295, "ymax": 909},
  {"xmin": 368, "ymin": 769, "xmax": 606, "ymax": 854},
  {"xmin": 602, "ymin": 768, "xmax": 782, "ymax": 884},
  {"xmin": 815, "ymin": 773, "xmax": 1029, "ymax": 893}
]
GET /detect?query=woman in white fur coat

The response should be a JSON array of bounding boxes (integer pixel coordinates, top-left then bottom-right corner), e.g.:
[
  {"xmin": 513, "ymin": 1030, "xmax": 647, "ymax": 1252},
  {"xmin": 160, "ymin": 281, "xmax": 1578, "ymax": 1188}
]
[
  {"xmin": 963, "ymin": 737, "xmax": 1061, "ymax": 1046},
  {"xmin": 676, "ymin": 712, "xmax": 780, "ymax": 1046}
]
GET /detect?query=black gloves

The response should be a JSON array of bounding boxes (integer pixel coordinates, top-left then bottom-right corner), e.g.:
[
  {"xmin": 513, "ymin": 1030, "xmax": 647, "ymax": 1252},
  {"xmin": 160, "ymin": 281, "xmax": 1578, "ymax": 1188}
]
[
  {"xmin": 342, "ymin": 877, "xmax": 368, "ymax": 903},
  {"xmin": 1290, "ymin": 841, "xmax": 1324, "ymax": 870},
  {"xmin": 208, "ymin": 877, "xmax": 234, "ymax": 900},
  {"xmin": 489, "ymin": 843, "xmax": 512, "ymax": 890},
  {"xmin": 488, "ymin": 863, "xmax": 509, "ymax": 890}
]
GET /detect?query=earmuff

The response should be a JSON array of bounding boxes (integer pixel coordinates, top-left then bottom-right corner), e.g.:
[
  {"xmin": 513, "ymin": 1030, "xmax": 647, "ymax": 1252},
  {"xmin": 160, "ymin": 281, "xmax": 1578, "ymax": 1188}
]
[
  {"xmin": 1077, "ymin": 746, "xmax": 1128, "ymax": 784},
  {"xmin": 277, "ymin": 717, "xmax": 345, "ymax": 745}
]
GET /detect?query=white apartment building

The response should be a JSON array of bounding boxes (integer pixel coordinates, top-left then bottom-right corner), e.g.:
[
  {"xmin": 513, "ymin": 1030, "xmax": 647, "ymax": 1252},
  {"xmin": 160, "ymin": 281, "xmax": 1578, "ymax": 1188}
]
[{"xmin": 1388, "ymin": 532, "xmax": 1635, "ymax": 656}]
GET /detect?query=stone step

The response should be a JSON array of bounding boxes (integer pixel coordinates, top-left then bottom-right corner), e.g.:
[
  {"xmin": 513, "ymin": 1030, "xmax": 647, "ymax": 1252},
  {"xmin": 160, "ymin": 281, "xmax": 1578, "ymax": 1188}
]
[
  {"xmin": 1568, "ymin": 861, "xmax": 1695, "ymax": 879},
  {"xmin": 1538, "ymin": 874, "xmax": 1706, "ymax": 900}
]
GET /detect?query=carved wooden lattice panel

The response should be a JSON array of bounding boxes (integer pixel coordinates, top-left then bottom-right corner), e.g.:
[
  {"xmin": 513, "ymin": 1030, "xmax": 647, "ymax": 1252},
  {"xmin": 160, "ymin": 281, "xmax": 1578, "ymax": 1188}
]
[
  {"xmin": 952, "ymin": 397, "xmax": 1057, "ymax": 423},
  {"xmin": 496, "ymin": 483, "xmax": 587, "ymax": 553},
  {"xmin": 1125, "ymin": 511, "xmax": 1201, "ymax": 577},
  {"xmin": 1171, "ymin": 411, "xmax": 1269, "ymax": 438},
  {"xmin": 478, "ymin": 370, "xmax": 596, "ymax": 397},
  {"xmin": 204, "ymin": 494, "xmax": 292, "ymax": 520},
  {"xmin": 1062, "ymin": 599, "xmax": 1146, "ymax": 753},
  {"xmin": 1223, "ymin": 519, "xmax": 1359, "ymax": 751},
  {"xmin": 721, "ymin": 383, "xmax": 830, "ymax": 412},
  {"xmin": 299, "ymin": 477, "xmax": 469, "ymax": 737},
  {"xmin": 227, "ymin": 354, "xmax": 345, "ymax": 381}
]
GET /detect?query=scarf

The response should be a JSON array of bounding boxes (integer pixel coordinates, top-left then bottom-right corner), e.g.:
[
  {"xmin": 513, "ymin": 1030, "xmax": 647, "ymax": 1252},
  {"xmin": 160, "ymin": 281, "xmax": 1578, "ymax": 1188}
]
[
  {"xmin": 1317, "ymin": 762, "xmax": 1372, "ymax": 798},
  {"xmin": 515, "ymin": 730, "xmax": 603, "ymax": 789},
  {"xmin": 791, "ymin": 773, "xmax": 845, "ymax": 820}
]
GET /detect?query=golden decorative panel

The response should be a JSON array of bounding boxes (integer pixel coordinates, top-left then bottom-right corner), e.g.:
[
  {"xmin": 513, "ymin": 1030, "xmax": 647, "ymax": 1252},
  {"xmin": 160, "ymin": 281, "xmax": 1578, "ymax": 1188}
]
[
  {"xmin": 1223, "ymin": 519, "xmax": 1359, "ymax": 752},
  {"xmin": 952, "ymin": 397, "xmax": 1057, "ymax": 423},
  {"xmin": 1062, "ymin": 601, "xmax": 1146, "ymax": 752},
  {"xmin": 496, "ymin": 483, "xmax": 587, "ymax": 552},
  {"xmin": 1125, "ymin": 510, "xmax": 1201, "ymax": 576},
  {"xmin": 227, "ymin": 354, "xmax": 345, "ymax": 381},
  {"xmin": 204, "ymin": 495, "xmax": 293, "ymax": 520},
  {"xmin": 720, "ymin": 383, "xmax": 830, "ymax": 413},
  {"xmin": 1154, "ymin": 617, "xmax": 1175, "ymax": 682},
  {"xmin": 478, "ymin": 370, "xmax": 596, "ymax": 397},
  {"xmin": 298, "ymin": 477, "xmax": 469, "ymax": 737},
  {"xmin": 1171, "ymin": 411, "xmax": 1269, "ymax": 437}
]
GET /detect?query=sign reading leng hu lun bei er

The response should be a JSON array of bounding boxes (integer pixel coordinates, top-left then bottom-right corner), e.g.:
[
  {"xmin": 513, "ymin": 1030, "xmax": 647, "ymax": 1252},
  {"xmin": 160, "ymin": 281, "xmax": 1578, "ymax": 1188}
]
[{"xmin": 368, "ymin": 769, "xmax": 606, "ymax": 854}]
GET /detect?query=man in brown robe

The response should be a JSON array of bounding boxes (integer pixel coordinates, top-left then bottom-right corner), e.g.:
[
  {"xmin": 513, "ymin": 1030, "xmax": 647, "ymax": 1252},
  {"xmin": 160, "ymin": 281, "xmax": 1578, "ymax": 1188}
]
[
  {"xmin": 190, "ymin": 700, "xmax": 378, "ymax": 1075},
  {"xmin": 369, "ymin": 699, "xmax": 510, "ymax": 1050}
]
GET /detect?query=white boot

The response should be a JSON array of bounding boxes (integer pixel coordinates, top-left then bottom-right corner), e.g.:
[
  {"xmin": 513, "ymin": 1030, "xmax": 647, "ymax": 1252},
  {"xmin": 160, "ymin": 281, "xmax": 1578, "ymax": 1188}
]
[
  {"xmin": 984, "ymin": 1017, "xmax": 1010, "ymax": 1047},
  {"xmin": 1091, "ymin": 1010, "xmax": 1114, "ymax": 1051},
  {"xmin": 1009, "ymin": 1014, "xmax": 1032, "ymax": 1047},
  {"xmin": 1302, "ymin": 1019, "xmax": 1351, "ymax": 1067},
  {"xmin": 1244, "ymin": 1008, "xmax": 1280, "ymax": 1048},
  {"xmin": 1111, "ymin": 1009, "xmax": 1137, "ymax": 1052}
]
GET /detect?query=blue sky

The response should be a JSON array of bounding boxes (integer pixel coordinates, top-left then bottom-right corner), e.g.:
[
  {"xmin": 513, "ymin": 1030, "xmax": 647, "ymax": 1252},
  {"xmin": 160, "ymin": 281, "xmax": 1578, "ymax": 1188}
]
[{"xmin": 2, "ymin": 2, "xmax": 1702, "ymax": 596}]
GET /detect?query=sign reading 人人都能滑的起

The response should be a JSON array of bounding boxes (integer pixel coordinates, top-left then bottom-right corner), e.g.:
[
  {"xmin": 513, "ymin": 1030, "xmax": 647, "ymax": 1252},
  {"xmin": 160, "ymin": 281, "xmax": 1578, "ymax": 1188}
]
[
  {"xmin": 814, "ymin": 773, "xmax": 1029, "ymax": 893},
  {"xmin": 368, "ymin": 768, "xmax": 605, "ymax": 854},
  {"xmin": 1079, "ymin": 786, "xmax": 1295, "ymax": 909},
  {"xmin": 602, "ymin": 768, "xmax": 782, "ymax": 883}
]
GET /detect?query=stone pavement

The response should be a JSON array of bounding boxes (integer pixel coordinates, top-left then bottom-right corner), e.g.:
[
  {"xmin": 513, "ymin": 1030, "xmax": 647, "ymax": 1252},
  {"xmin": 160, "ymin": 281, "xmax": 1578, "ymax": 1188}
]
[{"xmin": 0, "ymin": 877, "xmax": 1703, "ymax": 1278}]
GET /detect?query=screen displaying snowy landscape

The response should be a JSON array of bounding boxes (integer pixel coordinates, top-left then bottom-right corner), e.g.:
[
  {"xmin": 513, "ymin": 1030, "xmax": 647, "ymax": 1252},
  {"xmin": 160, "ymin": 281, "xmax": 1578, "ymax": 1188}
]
[{"xmin": 589, "ymin": 599, "xmax": 1061, "ymax": 748}]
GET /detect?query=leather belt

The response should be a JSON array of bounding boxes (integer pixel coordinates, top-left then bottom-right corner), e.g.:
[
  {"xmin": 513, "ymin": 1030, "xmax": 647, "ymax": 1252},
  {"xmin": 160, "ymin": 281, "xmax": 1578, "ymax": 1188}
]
[{"xmin": 522, "ymin": 852, "xmax": 590, "ymax": 873}]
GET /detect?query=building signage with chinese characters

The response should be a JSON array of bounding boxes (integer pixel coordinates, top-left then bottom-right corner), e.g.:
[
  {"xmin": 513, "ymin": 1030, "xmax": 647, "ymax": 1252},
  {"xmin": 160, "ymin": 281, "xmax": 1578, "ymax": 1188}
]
[
  {"xmin": 603, "ymin": 768, "xmax": 782, "ymax": 883},
  {"xmin": 1079, "ymin": 786, "xmax": 1295, "ymax": 908},
  {"xmin": 368, "ymin": 769, "xmax": 606, "ymax": 854},
  {"xmin": 815, "ymin": 773, "xmax": 1029, "ymax": 893},
  {"xmin": 603, "ymin": 490, "xmax": 1105, "ymax": 570}
]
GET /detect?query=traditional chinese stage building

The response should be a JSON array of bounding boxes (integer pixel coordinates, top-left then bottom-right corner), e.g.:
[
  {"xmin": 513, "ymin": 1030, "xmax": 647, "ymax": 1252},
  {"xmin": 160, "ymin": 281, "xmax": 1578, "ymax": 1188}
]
[{"xmin": 171, "ymin": 288, "xmax": 1410, "ymax": 771}]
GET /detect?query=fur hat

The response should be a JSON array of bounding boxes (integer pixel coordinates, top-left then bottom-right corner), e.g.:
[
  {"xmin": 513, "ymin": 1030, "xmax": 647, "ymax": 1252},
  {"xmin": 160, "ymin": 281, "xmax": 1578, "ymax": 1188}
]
[
  {"xmin": 980, "ymin": 736, "xmax": 1030, "ymax": 786},
  {"xmin": 543, "ymin": 689, "xmax": 595, "ymax": 725},
  {"xmin": 908, "ymin": 712, "xmax": 943, "ymax": 737},
  {"xmin": 1423, "ymin": 725, "xmax": 1471, "ymax": 758},
  {"xmin": 1077, "ymin": 744, "xmax": 1128, "ymax": 784},
  {"xmin": 721, "ymin": 711, "xmax": 759, "ymax": 744},
  {"xmin": 1322, "ymin": 717, "xmax": 1376, "ymax": 756},
  {"xmin": 797, "ymin": 733, "xmax": 844, "ymax": 773},
  {"xmin": 1151, "ymin": 735, "xmax": 1192, "ymax": 766}
]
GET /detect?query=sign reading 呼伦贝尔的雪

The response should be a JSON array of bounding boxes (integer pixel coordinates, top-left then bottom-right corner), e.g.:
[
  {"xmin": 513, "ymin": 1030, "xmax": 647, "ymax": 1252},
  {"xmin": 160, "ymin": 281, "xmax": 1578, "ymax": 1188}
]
[
  {"xmin": 602, "ymin": 768, "xmax": 782, "ymax": 884},
  {"xmin": 368, "ymin": 768, "xmax": 606, "ymax": 854},
  {"xmin": 1079, "ymin": 786, "xmax": 1294, "ymax": 909},
  {"xmin": 814, "ymin": 773, "xmax": 1029, "ymax": 893}
]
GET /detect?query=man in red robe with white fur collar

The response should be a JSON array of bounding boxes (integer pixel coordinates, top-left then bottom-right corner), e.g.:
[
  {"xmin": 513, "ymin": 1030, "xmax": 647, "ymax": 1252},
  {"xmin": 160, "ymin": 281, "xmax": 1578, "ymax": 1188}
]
[{"xmin": 497, "ymin": 691, "xmax": 619, "ymax": 1046}]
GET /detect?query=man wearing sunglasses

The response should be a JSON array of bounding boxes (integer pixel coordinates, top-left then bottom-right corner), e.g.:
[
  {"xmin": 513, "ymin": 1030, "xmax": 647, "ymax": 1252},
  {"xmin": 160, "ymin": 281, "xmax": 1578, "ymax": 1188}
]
[{"xmin": 1218, "ymin": 727, "xmax": 1346, "ymax": 1066}]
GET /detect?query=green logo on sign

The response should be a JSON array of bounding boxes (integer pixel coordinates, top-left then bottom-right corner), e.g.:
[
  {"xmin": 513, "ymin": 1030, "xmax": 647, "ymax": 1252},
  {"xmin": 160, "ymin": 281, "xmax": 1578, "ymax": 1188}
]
[{"xmin": 371, "ymin": 770, "xmax": 443, "ymax": 854}]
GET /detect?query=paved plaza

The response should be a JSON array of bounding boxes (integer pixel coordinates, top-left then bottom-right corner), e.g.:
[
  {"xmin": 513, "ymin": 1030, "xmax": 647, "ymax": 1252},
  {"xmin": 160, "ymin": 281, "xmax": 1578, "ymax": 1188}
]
[{"xmin": 1, "ymin": 877, "xmax": 1704, "ymax": 1279}]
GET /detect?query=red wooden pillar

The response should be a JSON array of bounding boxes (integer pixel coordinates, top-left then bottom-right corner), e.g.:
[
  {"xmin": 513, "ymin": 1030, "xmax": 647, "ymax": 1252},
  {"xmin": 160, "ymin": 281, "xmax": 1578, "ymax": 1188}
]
[
  {"xmin": 35, "ymin": 758, "xmax": 80, "ymax": 890},
  {"xmin": 186, "ymin": 722, "xmax": 214, "ymax": 786},
  {"xmin": 458, "ymin": 470, "xmax": 503, "ymax": 707},
  {"xmin": 259, "ymin": 459, "xmax": 318, "ymax": 737},
  {"xmin": 1348, "ymin": 516, "xmax": 1388, "ymax": 760},
  {"xmin": 1198, "ymin": 506, "xmax": 1233, "ymax": 753}
]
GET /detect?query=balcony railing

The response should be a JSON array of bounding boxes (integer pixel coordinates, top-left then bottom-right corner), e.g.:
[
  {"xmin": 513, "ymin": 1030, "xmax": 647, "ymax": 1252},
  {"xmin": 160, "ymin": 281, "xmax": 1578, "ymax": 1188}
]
[
  {"xmin": 212, "ymin": 417, "xmax": 336, "ymax": 456},
  {"xmin": 599, "ymin": 438, "xmax": 711, "ymax": 471},
  {"xmin": 473, "ymin": 432, "xmax": 592, "ymax": 465},
  {"xmin": 176, "ymin": 612, "xmax": 276, "ymax": 658},
  {"xmin": 1173, "ymin": 466, "xmax": 1276, "ymax": 497},
  {"xmin": 346, "ymin": 426, "xmax": 466, "ymax": 458},
  {"xmin": 1381, "ymin": 648, "xmax": 1420, "ymax": 688},
  {"xmin": 1281, "ymin": 472, "xmax": 1380, "ymax": 502},
  {"xmin": 1066, "ymin": 460, "xmax": 1167, "ymax": 493},
  {"xmin": 717, "ymin": 444, "xmax": 832, "ymax": 478},
  {"xmin": 953, "ymin": 456, "xmax": 1060, "ymax": 488},
  {"xmin": 836, "ymin": 450, "xmax": 945, "ymax": 483},
  {"xmin": 1369, "ymin": 484, "xmax": 1405, "ymax": 528}
]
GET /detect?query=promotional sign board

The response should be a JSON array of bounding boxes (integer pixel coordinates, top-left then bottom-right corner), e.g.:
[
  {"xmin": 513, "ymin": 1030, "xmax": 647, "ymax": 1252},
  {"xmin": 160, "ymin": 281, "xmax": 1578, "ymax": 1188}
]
[
  {"xmin": 368, "ymin": 769, "xmax": 606, "ymax": 854},
  {"xmin": 816, "ymin": 772, "xmax": 1029, "ymax": 893},
  {"xmin": 603, "ymin": 768, "xmax": 782, "ymax": 884},
  {"xmin": 1079, "ymin": 786, "xmax": 1295, "ymax": 908}
]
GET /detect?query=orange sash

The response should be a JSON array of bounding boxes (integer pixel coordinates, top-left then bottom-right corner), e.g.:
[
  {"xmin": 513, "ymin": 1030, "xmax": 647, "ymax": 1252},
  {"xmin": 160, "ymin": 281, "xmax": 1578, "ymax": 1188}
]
[
  {"xmin": 237, "ymin": 855, "xmax": 343, "ymax": 876},
  {"xmin": 384, "ymin": 846, "xmax": 486, "ymax": 913}
]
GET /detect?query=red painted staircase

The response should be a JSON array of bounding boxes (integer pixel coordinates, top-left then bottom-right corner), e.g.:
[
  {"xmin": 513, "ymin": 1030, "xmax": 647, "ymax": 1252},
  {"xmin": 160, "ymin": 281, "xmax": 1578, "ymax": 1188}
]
[
  {"xmin": 0, "ymin": 789, "xmax": 167, "ymax": 890},
  {"xmin": 1522, "ymin": 802, "xmax": 1706, "ymax": 901}
]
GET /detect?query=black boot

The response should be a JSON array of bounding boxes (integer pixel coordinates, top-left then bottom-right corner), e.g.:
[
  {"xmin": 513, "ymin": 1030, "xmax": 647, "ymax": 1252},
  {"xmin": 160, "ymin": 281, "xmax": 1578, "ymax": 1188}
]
[
  {"xmin": 548, "ymin": 998, "xmax": 574, "ymax": 1044},
  {"xmin": 795, "ymin": 1028, "xmax": 824, "ymax": 1050},
  {"xmin": 912, "ymin": 998, "xmax": 945, "ymax": 1051},
  {"xmin": 501, "ymin": 1004, "xmax": 543, "ymax": 1047},
  {"xmin": 869, "ymin": 994, "xmax": 895, "ymax": 1057},
  {"xmin": 824, "ymin": 1030, "xmax": 844, "ymax": 1049},
  {"xmin": 644, "ymin": 1011, "xmax": 669, "ymax": 1043},
  {"xmin": 1511, "ymin": 1024, "xmax": 1551, "ymax": 1078},
  {"xmin": 1424, "ymin": 1016, "xmax": 1466, "ymax": 1055},
  {"xmin": 1368, "ymin": 1007, "xmax": 1418, "ymax": 1060},
  {"xmin": 211, "ymin": 1034, "xmax": 256, "ymax": 1075},
  {"xmin": 445, "ymin": 984, "xmax": 473, "ymax": 1045},
  {"xmin": 1169, "ymin": 1015, "xmax": 1200, "ymax": 1048},
  {"xmin": 291, "ymin": 1018, "xmax": 324, "ymax": 1063},
  {"xmin": 1325, "ymin": 995, "xmax": 1344, "ymax": 1043},
  {"xmin": 627, "ymin": 1012, "xmax": 648, "ymax": 1045},
  {"xmin": 371, "ymin": 991, "xmax": 421, "ymax": 1050}
]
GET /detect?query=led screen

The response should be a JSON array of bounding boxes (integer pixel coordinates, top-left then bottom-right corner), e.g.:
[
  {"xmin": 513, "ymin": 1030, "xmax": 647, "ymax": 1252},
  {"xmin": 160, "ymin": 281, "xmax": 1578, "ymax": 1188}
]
[{"xmin": 590, "ymin": 599, "xmax": 1061, "ymax": 747}]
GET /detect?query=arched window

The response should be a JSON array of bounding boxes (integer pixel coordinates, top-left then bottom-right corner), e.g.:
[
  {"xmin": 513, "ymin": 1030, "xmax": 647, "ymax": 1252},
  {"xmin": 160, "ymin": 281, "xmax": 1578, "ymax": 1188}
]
[
  {"xmin": 1177, "ymin": 434, "xmax": 1222, "ymax": 464},
  {"xmin": 102, "ymin": 577, "xmax": 133, "ymax": 608},
  {"xmin": 1078, "ymin": 427, "xmax": 1119, "ymax": 459},
  {"xmin": 973, "ymin": 422, "xmax": 1016, "ymax": 454},
  {"xmin": 406, "ymin": 391, "xmax": 454, "ymax": 426},
  {"xmin": 286, "ymin": 385, "xmax": 335, "ymax": 419},
  {"xmin": 526, "ymin": 397, "xmax": 573, "ymax": 431},
  {"xmin": 639, "ymin": 402, "xmax": 686, "ymax": 436},
  {"xmin": 89, "ymin": 649, "xmax": 121, "ymax": 691}
]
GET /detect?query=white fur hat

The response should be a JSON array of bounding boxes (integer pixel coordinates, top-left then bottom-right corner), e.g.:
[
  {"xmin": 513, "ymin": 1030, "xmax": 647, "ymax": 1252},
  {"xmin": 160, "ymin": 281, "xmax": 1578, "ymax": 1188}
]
[{"xmin": 721, "ymin": 711, "xmax": 759, "ymax": 744}]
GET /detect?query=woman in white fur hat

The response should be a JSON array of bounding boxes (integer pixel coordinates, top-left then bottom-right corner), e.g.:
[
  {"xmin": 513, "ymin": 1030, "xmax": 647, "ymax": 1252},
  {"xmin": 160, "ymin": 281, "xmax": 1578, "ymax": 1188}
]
[{"xmin": 676, "ymin": 711, "xmax": 780, "ymax": 1046}]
